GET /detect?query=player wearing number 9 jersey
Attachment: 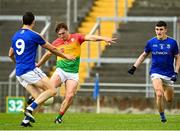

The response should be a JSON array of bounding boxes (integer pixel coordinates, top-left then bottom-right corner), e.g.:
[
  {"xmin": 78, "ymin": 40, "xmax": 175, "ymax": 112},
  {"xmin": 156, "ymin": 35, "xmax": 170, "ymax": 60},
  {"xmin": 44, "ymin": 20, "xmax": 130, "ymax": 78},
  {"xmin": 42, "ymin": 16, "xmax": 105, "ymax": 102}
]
[
  {"xmin": 11, "ymin": 28, "xmax": 45, "ymax": 76},
  {"xmin": 8, "ymin": 12, "xmax": 75, "ymax": 127}
]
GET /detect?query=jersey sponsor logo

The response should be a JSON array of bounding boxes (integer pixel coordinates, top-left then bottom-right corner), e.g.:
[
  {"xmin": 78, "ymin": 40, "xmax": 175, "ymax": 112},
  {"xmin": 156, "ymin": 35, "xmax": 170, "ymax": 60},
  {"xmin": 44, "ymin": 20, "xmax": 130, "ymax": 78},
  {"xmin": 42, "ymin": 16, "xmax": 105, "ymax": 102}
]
[{"xmin": 152, "ymin": 51, "xmax": 168, "ymax": 55}]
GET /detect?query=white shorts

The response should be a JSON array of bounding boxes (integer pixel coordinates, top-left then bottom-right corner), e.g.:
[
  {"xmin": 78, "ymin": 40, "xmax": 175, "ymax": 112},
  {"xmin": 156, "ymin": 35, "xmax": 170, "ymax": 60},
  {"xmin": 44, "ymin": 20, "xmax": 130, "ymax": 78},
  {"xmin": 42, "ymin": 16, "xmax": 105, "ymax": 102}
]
[
  {"xmin": 151, "ymin": 73, "xmax": 174, "ymax": 87},
  {"xmin": 16, "ymin": 67, "xmax": 47, "ymax": 88},
  {"xmin": 55, "ymin": 68, "xmax": 79, "ymax": 83}
]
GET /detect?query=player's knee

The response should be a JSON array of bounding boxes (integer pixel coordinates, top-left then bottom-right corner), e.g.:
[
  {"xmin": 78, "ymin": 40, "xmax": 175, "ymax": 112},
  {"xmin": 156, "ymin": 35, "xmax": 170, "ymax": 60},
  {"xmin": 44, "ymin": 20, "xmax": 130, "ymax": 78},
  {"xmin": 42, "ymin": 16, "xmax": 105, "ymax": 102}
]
[
  {"xmin": 65, "ymin": 93, "xmax": 74, "ymax": 101},
  {"xmin": 156, "ymin": 90, "xmax": 163, "ymax": 98}
]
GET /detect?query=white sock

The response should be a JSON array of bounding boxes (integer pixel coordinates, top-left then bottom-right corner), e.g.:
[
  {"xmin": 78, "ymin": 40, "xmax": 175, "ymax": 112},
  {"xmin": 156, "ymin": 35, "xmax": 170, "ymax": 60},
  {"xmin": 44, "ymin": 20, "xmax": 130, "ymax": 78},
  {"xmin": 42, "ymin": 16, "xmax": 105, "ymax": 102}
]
[
  {"xmin": 26, "ymin": 106, "xmax": 33, "ymax": 111},
  {"xmin": 22, "ymin": 119, "xmax": 29, "ymax": 124}
]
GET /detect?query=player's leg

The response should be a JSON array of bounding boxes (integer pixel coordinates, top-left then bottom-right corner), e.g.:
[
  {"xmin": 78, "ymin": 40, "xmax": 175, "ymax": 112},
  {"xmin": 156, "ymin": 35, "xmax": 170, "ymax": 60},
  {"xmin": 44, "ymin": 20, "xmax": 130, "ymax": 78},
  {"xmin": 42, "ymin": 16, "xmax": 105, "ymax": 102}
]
[
  {"xmin": 21, "ymin": 85, "xmax": 42, "ymax": 127},
  {"xmin": 60, "ymin": 80, "xmax": 78, "ymax": 112},
  {"xmin": 24, "ymin": 68, "xmax": 57, "ymax": 121},
  {"xmin": 55, "ymin": 79, "xmax": 78, "ymax": 124},
  {"xmin": 26, "ymin": 85, "xmax": 42, "ymax": 108},
  {"xmin": 49, "ymin": 71, "xmax": 63, "ymax": 123},
  {"xmin": 25, "ymin": 76, "xmax": 56, "ymax": 117},
  {"xmin": 50, "ymin": 72, "xmax": 62, "ymax": 88},
  {"xmin": 152, "ymin": 78, "xmax": 167, "ymax": 122},
  {"xmin": 163, "ymin": 85, "xmax": 174, "ymax": 110},
  {"xmin": 17, "ymin": 75, "xmax": 41, "ymax": 127}
]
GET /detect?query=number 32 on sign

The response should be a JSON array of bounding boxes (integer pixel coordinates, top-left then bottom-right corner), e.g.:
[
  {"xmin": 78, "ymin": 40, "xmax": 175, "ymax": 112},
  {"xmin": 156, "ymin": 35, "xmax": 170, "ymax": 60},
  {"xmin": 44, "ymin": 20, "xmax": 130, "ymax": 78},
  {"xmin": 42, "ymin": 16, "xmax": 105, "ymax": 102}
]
[{"xmin": 6, "ymin": 97, "xmax": 25, "ymax": 113}]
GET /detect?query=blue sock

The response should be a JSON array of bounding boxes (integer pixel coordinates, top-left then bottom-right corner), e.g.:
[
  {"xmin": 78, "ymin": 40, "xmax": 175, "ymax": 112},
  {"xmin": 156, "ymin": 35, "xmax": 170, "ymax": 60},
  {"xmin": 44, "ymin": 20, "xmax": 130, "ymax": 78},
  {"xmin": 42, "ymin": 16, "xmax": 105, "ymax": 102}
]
[
  {"xmin": 31, "ymin": 102, "xmax": 38, "ymax": 109},
  {"xmin": 160, "ymin": 112, "xmax": 166, "ymax": 120},
  {"xmin": 27, "ymin": 102, "xmax": 38, "ymax": 111},
  {"xmin": 25, "ymin": 116, "xmax": 31, "ymax": 120}
]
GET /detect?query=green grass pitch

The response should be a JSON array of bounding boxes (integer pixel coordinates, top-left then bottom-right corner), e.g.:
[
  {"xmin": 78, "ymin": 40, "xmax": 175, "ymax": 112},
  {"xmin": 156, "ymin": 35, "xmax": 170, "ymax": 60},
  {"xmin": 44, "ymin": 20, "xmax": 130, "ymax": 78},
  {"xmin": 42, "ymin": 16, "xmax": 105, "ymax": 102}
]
[{"xmin": 0, "ymin": 113, "xmax": 180, "ymax": 130}]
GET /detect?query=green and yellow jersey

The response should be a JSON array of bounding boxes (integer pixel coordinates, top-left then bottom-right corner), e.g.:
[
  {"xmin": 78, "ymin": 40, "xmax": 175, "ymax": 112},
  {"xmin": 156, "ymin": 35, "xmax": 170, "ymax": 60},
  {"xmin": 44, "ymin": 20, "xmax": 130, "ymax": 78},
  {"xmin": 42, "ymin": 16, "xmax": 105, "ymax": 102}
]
[{"xmin": 52, "ymin": 33, "xmax": 85, "ymax": 73}]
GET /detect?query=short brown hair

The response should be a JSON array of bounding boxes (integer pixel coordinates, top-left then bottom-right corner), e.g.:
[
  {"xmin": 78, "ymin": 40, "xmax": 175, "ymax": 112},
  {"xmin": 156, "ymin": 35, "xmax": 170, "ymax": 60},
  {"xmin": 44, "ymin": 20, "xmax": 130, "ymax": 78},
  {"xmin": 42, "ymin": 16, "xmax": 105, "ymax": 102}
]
[
  {"xmin": 55, "ymin": 23, "xmax": 68, "ymax": 33},
  {"xmin": 156, "ymin": 21, "xmax": 167, "ymax": 28}
]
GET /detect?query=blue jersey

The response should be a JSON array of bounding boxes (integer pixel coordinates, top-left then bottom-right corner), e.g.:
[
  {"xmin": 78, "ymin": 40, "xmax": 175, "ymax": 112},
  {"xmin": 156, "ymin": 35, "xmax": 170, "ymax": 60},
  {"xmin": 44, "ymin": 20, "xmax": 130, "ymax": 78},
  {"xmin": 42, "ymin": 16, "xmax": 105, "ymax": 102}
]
[
  {"xmin": 11, "ymin": 29, "xmax": 46, "ymax": 76},
  {"xmin": 144, "ymin": 37, "xmax": 179, "ymax": 77}
]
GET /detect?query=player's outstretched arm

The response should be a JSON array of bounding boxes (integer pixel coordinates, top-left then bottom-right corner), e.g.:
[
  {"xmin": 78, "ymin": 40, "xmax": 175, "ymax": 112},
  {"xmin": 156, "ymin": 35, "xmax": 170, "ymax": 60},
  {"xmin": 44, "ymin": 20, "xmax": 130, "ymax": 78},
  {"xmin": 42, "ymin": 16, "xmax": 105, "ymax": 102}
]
[
  {"xmin": 42, "ymin": 42, "xmax": 75, "ymax": 60},
  {"xmin": 84, "ymin": 35, "xmax": 117, "ymax": 45},
  {"xmin": 8, "ymin": 47, "xmax": 15, "ymax": 63},
  {"xmin": 128, "ymin": 51, "xmax": 149, "ymax": 75}
]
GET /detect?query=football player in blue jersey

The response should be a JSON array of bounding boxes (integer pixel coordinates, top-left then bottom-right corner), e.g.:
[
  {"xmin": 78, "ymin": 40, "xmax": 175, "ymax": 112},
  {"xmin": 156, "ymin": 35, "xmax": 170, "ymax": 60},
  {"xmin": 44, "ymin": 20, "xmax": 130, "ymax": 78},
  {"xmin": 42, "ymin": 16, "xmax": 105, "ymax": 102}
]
[
  {"xmin": 128, "ymin": 21, "xmax": 180, "ymax": 123},
  {"xmin": 8, "ymin": 12, "xmax": 75, "ymax": 127}
]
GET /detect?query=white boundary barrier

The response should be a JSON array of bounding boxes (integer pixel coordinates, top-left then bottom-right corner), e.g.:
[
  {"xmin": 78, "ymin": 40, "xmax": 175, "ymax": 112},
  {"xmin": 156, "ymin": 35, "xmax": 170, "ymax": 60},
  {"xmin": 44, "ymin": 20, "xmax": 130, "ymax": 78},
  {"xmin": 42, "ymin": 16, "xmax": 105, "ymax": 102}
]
[{"xmin": 1, "ymin": 16, "xmax": 179, "ymax": 113}]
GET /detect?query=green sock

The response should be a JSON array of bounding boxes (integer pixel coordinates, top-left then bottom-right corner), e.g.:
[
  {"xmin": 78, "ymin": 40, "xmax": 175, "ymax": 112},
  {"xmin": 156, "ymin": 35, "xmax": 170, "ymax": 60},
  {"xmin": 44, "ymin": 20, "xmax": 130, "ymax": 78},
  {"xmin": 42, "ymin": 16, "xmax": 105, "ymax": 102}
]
[
  {"xmin": 57, "ymin": 112, "xmax": 64, "ymax": 119},
  {"xmin": 57, "ymin": 114, "xmax": 63, "ymax": 119}
]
